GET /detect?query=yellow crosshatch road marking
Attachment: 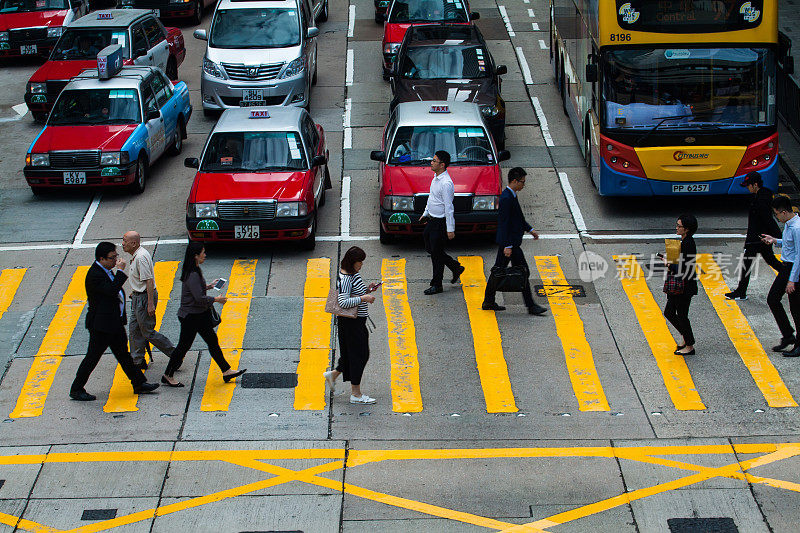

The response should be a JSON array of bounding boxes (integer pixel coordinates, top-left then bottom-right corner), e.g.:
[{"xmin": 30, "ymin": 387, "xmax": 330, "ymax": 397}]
[
  {"xmin": 381, "ymin": 258, "xmax": 423, "ymax": 412},
  {"xmin": 535, "ymin": 256, "xmax": 609, "ymax": 412},
  {"xmin": 614, "ymin": 256, "xmax": 705, "ymax": 411},
  {"xmin": 200, "ymin": 259, "xmax": 256, "ymax": 411},
  {"xmin": 294, "ymin": 258, "xmax": 332, "ymax": 410},
  {"xmin": 459, "ymin": 256, "xmax": 517, "ymax": 413},
  {"xmin": 104, "ymin": 261, "xmax": 180, "ymax": 413},
  {"xmin": 696, "ymin": 253, "xmax": 797, "ymax": 408},
  {"xmin": 10, "ymin": 266, "xmax": 89, "ymax": 419},
  {"xmin": 1, "ymin": 443, "xmax": 800, "ymax": 533},
  {"xmin": 0, "ymin": 268, "xmax": 25, "ymax": 323}
]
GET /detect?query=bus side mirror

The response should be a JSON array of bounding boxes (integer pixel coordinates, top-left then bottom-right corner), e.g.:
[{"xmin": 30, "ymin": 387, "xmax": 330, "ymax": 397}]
[
  {"xmin": 785, "ymin": 56, "xmax": 795, "ymax": 75},
  {"xmin": 586, "ymin": 63, "xmax": 598, "ymax": 83}
]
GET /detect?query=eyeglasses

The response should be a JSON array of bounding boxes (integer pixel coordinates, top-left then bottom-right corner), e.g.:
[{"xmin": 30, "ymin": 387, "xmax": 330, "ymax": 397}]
[{"xmin": 105, "ymin": 253, "xmax": 118, "ymax": 260}]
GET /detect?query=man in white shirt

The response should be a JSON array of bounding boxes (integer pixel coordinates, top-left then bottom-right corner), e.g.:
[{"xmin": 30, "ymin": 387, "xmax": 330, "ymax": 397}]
[
  {"xmin": 122, "ymin": 231, "xmax": 175, "ymax": 369},
  {"xmin": 419, "ymin": 151, "xmax": 465, "ymax": 295}
]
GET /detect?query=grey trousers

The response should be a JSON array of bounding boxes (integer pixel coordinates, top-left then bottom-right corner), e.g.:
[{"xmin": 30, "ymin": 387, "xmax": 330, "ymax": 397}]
[{"xmin": 129, "ymin": 290, "xmax": 174, "ymax": 364}]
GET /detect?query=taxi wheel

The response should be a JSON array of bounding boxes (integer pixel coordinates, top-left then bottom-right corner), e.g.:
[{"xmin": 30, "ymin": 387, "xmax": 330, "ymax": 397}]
[
  {"xmin": 317, "ymin": 0, "xmax": 328, "ymax": 22},
  {"xmin": 379, "ymin": 223, "xmax": 395, "ymax": 244},
  {"xmin": 166, "ymin": 58, "xmax": 178, "ymax": 82},
  {"xmin": 130, "ymin": 156, "xmax": 147, "ymax": 194},
  {"xmin": 301, "ymin": 214, "xmax": 317, "ymax": 250},
  {"xmin": 191, "ymin": 0, "xmax": 203, "ymax": 25},
  {"xmin": 168, "ymin": 119, "xmax": 185, "ymax": 156}
]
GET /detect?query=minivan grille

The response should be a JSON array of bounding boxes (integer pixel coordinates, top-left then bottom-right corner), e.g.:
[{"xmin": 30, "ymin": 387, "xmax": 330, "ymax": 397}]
[
  {"xmin": 217, "ymin": 200, "xmax": 277, "ymax": 220},
  {"xmin": 221, "ymin": 62, "xmax": 284, "ymax": 81}
]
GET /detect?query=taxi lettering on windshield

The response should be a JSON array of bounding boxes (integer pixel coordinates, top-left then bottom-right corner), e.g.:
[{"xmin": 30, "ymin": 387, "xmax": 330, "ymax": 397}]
[{"xmin": 430, "ymin": 105, "xmax": 450, "ymax": 113}]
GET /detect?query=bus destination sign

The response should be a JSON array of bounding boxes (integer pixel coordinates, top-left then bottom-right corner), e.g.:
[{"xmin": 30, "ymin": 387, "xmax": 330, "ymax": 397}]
[{"xmin": 616, "ymin": 1, "xmax": 763, "ymax": 33}]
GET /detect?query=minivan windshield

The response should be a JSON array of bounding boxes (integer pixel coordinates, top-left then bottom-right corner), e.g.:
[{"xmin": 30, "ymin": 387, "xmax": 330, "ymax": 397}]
[
  {"xmin": 201, "ymin": 131, "xmax": 307, "ymax": 172},
  {"xmin": 389, "ymin": 126, "xmax": 494, "ymax": 165},
  {"xmin": 210, "ymin": 8, "xmax": 301, "ymax": 49},
  {"xmin": 49, "ymin": 89, "xmax": 141, "ymax": 125},
  {"xmin": 0, "ymin": 0, "xmax": 67, "ymax": 12}
]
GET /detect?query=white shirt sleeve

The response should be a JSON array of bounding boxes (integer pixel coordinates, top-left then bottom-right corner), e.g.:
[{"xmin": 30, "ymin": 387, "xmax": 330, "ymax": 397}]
[{"xmin": 443, "ymin": 178, "xmax": 455, "ymax": 232}]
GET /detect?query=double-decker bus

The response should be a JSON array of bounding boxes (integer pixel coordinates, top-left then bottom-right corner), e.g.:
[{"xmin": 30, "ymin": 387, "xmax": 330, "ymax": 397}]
[{"xmin": 551, "ymin": 0, "xmax": 783, "ymax": 196}]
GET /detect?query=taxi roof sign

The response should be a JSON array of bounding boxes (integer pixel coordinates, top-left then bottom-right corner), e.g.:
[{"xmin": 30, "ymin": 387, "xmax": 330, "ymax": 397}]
[
  {"xmin": 249, "ymin": 109, "xmax": 270, "ymax": 119},
  {"xmin": 97, "ymin": 44, "xmax": 123, "ymax": 80},
  {"xmin": 96, "ymin": 11, "xmax": 113, "ymax": 19},
  {"xmin": 430, "ymin": 105, "xmax": 450, "ymax": 113}
]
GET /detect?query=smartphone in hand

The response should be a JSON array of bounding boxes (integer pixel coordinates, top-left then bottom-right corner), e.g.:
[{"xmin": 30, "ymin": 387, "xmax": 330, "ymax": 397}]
[{"xmin": 214, "ymin": 278, "xmax": 227, "ymax": 290}]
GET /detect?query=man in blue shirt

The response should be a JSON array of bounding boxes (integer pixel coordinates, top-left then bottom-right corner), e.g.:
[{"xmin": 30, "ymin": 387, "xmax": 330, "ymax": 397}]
[{"xmin": 761, "ymin": 196, "xmax": 800, "ymax": 356}]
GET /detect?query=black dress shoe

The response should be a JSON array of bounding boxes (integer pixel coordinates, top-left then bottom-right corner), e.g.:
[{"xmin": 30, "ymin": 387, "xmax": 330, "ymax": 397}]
[
  {"xmin": 424, "ymin": 286, "xmax": 443, "ymax": 295},
  {"xmin": 784, "ymin": 346, "xmax": 800, "ymax": 357},
  {"xmin": 161, "ymin": 376, "xmax": 185, "ymax": 387},
  {"xmin": 528, "ymin": 303, "xmax": 547, "ymax": 315},
  {"xmin": 481, "ymin": 302, "xmax": 506, "ymax": 311},
  {"xmin": 133, "ymin": 382, "xmax": 159, "ymax": 394},
  {"xmin": 772, "ymin": 336, "xmax": 796, "ymax": 352},
  {"xmin": 69, "ymin": 390, "xmax": 96, "ymax": 401},
  {"xmin": 724, "ymin": 291, "xmax": 747, "ymax": 301},
  {"xmin": 451, "ymin": 264, "xmax": 466, "ymax": 284},
  {"xmin": 674, "ymin": 348, "xmax": 696, "ymax": 355},
  {"xmin": 676, "ymin": 344, "xmax": 686, "ymax": 351},
  {"xmin": 223, "ymin": 368, "xmax": 247, "ymax": 383}
]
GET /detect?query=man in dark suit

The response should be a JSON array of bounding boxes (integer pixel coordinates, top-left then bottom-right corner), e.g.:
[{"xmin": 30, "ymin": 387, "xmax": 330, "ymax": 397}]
[
  {"xmin": 482, "ymin": 167, "xmax": 547, "ymax": 315},
  {"xmin": 69, "ymin": 242, "xmax": 159, "ymax": 401}
]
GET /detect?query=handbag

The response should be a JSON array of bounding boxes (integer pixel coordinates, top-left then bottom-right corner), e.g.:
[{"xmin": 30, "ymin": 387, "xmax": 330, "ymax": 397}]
[
  {"xmin": 488, "ymin": 264, "xmax": 530, "ymax": 293},
  {"xmin": 324, "ymin": 275, "xmax": 359, "ymax": 319},
  {"xmin": 663, "ymin": 272, "xmax": 685, "ymax": 295},
  {"xmin": 209, "ymin": 304, "xmax": 222, "ymax": 328}
]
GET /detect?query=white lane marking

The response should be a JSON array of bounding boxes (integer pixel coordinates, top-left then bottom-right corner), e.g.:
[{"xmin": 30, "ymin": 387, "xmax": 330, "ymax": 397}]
[
  {"xmin": 348, "ymin": 5, "xmax": 356, "ymax": 38},
  {"xmin": 523, "ymin": 0, "xmax": 529, "ymax": 4},
  {"xmin": 12, "ymin": 103, "xmax": 28, "ymax": 116},
  {"xmin": 343, "ymin": 98, "xmax": 352, "ymax": 149},
  {"xmin": 341, "ymin": 175, "xmax": 351, "ymax": 238},
  {"xmin": 514, "ymin": 46, "xmax": 533, "ymax": 85},
  {"xmin": 530, "ymin": 96, "xmax": 554, "ymax": 147},
  {"xmin": 539, "ymin": 39, "xmax": 549, "ymax": 49},
  {"xmin": 73, "ymin": 194, "xmax": 101, "ymax": 245},
  {"xmin": 532, "ymin": 22, "xmax": 540, "ymax": 30},
  {"xmin": 498, "ymin": 5, "xmax": 515, "ymax": 37},
  {"xmin": 527, "ymin": 8, "xmax": 535, "ymax": 17},
  {"xmin": 558, "ymin": 172, "xmax": 587, "ymax": 234},
  {"xmin": 346, "ymin": 49, "xmax": 354, "ymax": 86}
]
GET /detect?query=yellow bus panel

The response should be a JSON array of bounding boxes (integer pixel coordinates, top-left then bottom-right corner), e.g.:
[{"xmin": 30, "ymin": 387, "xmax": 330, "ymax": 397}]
[{"xmin": 634, "ymin": 145, "xmax": 747, "ymax": 181}]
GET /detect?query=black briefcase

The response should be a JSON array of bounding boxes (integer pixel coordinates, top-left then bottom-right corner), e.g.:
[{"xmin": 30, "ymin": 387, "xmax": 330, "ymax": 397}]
[{"xmin": 488, "ymin": 265, "xmax": 529, "ymax": 292}]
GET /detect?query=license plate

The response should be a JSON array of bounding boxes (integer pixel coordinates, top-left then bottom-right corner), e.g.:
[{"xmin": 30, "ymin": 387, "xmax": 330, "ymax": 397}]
[
  {"xmin": 63, "ymin": 171, "xmax": 86, "ymax": 185},
  {"xmin": 672, "ymin": 183, "xmax": 709, "ymax": 193},
  {"xmin": 242, "ymin": 89, "xmax": 263, "ymax": 102},
  {"xmin": 20, "ymin": 44, "xmax": 36, "ymax": 55},
  {"xmin": 234, "ymin": 225, "xmax": 260, "ymax": 239}
]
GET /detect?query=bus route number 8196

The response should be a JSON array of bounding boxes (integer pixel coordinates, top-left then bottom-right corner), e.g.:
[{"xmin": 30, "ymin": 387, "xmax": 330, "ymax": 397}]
[{"xmin": 609, "ymin": 33, "xmax": 631, "ymax": 41}]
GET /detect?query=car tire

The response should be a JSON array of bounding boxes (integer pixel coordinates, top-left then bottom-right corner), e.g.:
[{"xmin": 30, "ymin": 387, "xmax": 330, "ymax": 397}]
[
  {"xmin": 166, "ymin": 57, "xmax": 178, "ymax": 81},
  {"xmin": 130, "ymin": 155, "xmax": 148, "ymax": 194},
  {"xmin": 319, "ymin": 186, "xmax": 326, "ymax": 207},
  {"xmin": 191, "ymin": 0, "xmax": 202, "ymax": 25},
  {"xmin": 585, "ymin": 131, "xmax": 597, "ymax": 190},
  {"xmin": 301, "ymin": 213, "xmax": 317, "ymax": 250},
  {"xmin": 379, "ymin": 222, "xmax": 395, "ymax": 244},
  {"xmin": 317, "ymin": 0, "xmax": 328, "ymax": 22},
  {"xmin": 168, "ymin": 118, "xmax": 185, "ymax": 156}
]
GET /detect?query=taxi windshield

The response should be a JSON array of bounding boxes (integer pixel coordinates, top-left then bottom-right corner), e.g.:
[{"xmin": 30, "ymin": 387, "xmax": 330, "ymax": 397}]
[
  {"xmin": 0, "ymin": 0, "xmax": 67, "ymax": 12},
  {"xmin": 49, "ymin": 89, "xmax": 141, "ymax": 125},
  {"xmin": 210, "ymin": 8, "xmax": 300, "ymax": 49},
  {"xmin": 51, "ymin": 29, "xmax": 127, "ymax": 60},
  {"xmin": 389, "ymin": 0, "xmax": 469, "ymax": 23},
  {"xmin": 201, "ymin": 131, "xmax": 307, "ymax": 172},
  {"xmin": 401, "ymin": 45, "xmax": 489, "ymax": 79},
  {"xmin": 389, "ymin": 125, "xmax": 494, "ymax": 165}
]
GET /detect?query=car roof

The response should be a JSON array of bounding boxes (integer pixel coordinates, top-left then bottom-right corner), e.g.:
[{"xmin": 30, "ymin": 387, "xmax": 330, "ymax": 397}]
[
  {"xmin": 66, "ymin": 66, "xmax": 155, "ymax": 90},
  {"xmin": 213, "ymin": 106, "xmax": 307, "ymax": 133},
  {"xmin": 68, "ymin": 9, "xmax": 155, "ymax": 28},
  {"xmin": 216, "ymin": 0, "xmax": 299, "ymax": 10},
  {"xmin": 404, "ymin": 24, "xmax": 482, "ymax": 47},
  {"xmin": 394, "ymin": 101, "xmax": 485, "ymax": 127}
]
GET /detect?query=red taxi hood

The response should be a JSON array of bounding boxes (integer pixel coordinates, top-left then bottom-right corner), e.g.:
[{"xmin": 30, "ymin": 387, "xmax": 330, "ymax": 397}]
[
  {"xmin": 32, "ymin": 124, "xmax": 137, "ymax": 152},
  {"xmin": 29, "ymin": 58, "xmax": 132, "ymax": 82},
  {"xmin": 191, "ymin": 171, "xmax": 310, "ymax": 202},
  {"xmin": 384, "ymin": 165, "xmax": 500, "ymax": 196},
  {"xmin": 384, "ymin": 23, "xmax": 412, "ymax": 45},
  {"xmin": 0, "ymin": 10, "xmax": 67, "ymax": 31}
]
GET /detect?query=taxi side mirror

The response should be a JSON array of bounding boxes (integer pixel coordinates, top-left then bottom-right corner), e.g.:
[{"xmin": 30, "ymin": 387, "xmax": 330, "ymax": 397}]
[
  {"xmin": 146, "ymin": 109, "xmax": 161, "ymax": 122},
  {"xmin": 312, "ymin": 154, "xmax": 327, "ymax": 167},
  {"xmin": 370, "ymin": 150, "xmax": 386, "ymax": 162},
  {"xmin": 497, "ymin": 150, "xmax": 510, "ymax": 162},
  {"xmin": 307, "ymin": 27, "xmax": 320, "ymax": 39},
  {"xmin": 184, "ymin": 157, "xmax": 199, "ymax": 168},
  {"xmin": 470, "ymin": 12, "xmax": 480, "ymax": 20},
  {"xmin": 495, "ymin": 64, "xmax": 507, "ymax": 76},
  {"xmin": 193, "ymin": 29, "xmax": 208, "ymax": 41}
]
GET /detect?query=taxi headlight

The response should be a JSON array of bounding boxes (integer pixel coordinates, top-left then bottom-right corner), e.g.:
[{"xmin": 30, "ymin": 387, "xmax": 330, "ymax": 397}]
[
  {"xmin": 382, "ymin": 195, "xmax": 414, "ymax": 211},
  {"xmin": 276, "ymin": 201, "xmax": 308, "ymax": 217},
  {"xmin": 47, "ymin": 27, "xmax": 63, "ymax": 38},
  {"xmin": 192, "ymin": 203, "xmax": 218, "ymax": 218},
  {"xmin": 383, "ymin": 42, "xmax": 400, "ymax": 55},
  {"xmin": 480, "ymin": 105, "xmax": 500, "ymax": 117},
  {"xmin": 203, "ymin": 57, "xmax": 225, "ymax": 79},
  {"xmin": 472, "ymin": 195, "xmax": 499, "ymax": 210},
  {"xmin": 27, "ymin": 153, "xmax": 49, "ymax": 167},
  {"xmin": 279, "ymin": 57, "xmax": 305, "ymax": 79},
  {"xmin": 29, "ymin": 82, "xmax": 46, "ymax": 94},
  {"xmin": 100, "ymin": 152, "xmax": 129, "ymax": 166},
  {"xmin": 0, "ymin": 32, "xmax": 8, "ymax": 42}
]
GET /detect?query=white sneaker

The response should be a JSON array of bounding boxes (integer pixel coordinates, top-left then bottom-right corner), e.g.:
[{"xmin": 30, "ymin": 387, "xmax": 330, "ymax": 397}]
[
  {"xmin": 323, "ymin": 371, "xmax": 337, "ymax": 392},
  {"xmin": 350, "ymin": 394, "xmax": 376, "ymax": 404}
]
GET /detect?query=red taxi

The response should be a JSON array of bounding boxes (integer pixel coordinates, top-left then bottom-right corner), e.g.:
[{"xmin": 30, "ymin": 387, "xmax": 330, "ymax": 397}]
[
  {"xmin": 370, "ymin": 101, "xmax": 509, "ymax": 244},
  {"xmin": 380, "ymin": 0, "xmax": 477, "ymax": 78},
  {"xmin": 24, "ymin": 8, "xmax": 185, "ymax": 122},
  {"xmin": 0, "ymin": 0, "xmax": 88, "ymax": 59},
  {"xmin": 185, "ymin": 107, "xmax": 331, "ymax": 250}
]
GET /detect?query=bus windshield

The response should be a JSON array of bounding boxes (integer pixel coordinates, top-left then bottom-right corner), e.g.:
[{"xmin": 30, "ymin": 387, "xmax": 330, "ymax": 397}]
[{"xmin": 602, "ymin": 47, "xmax": 775, "ymax": 130}]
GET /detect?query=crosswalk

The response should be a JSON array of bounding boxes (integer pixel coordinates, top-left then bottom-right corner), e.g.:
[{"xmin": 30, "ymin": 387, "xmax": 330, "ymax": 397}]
[{"xmin": 1, "ymin": 253, "xmax": 798, "ymax": 419}]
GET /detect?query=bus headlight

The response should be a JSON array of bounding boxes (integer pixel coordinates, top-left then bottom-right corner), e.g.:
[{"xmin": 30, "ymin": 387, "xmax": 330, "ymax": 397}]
[{"xmin": 472, "ymin": 195, "xmax": 499, "ymax": 210}]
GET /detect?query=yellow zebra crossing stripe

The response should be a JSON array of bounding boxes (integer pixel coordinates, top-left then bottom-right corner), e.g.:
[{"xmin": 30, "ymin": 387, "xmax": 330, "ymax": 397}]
[
  {"xmin": 535, "ymin": 256, "xmax": 609, "ymax": 411},
  {"xmin": 0, "ymin": 268, "xmax": 25, "ymax": 323},
  {"xmin": 459, "ymin": 256, "xmax": 517, "ymax": 413},
  {"xmin": 10, "ymin": 266, "xmax": 89, "ymax": 419},
  {"xmin": 294, "ymin": 258, "xmax": 332, "ymax": 410},
  {"xmin": 696, "ymin": 253, "xmax": 797, "ymax": 408},
  {"xmin": 104, "ymin": 261, "xmax": 180, "ymax": 413},
  {"xmin": 200, "ymin": 259, "xmax": 256, "ymax": 411},
  {"xmin": 382, "ymin": 258, "xmax": 423, "ymax": 413},
  {"xmin": 615, "ymin": 256, "xmax": 705, "ymax": 410}
]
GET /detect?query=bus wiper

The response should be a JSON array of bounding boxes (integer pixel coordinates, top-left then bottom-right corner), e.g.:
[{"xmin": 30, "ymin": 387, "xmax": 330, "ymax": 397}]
[{"xmin": 635, "ymin": 114, "xmax": 693, "ymax": 147}]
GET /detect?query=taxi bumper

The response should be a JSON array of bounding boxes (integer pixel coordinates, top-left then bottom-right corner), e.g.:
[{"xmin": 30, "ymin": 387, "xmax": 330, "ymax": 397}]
[
  {"xmin": 186, "ymin": 214, "xmax": 314, "ymax": 242},
  {"xmin": 24, "ymin": 163, "xmax": 138, "ymax": 188},
  {"xmin": 380, "ymin": 208, "xmax": 498, "ymax": 235}
]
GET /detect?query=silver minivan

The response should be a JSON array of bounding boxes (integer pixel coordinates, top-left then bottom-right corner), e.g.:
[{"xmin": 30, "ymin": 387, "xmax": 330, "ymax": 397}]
[{"xmin": 194, "ymin": 0, "xmax": 318, "ymax": 114}]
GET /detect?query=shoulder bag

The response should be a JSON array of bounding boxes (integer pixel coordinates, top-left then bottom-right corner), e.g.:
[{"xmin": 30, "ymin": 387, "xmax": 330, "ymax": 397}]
[
  {"xmin": 663, "ymin": 271, "xmax": 685, "ymax": 296},
  {"xmin": 324, "ymin": 275, "xmax": 360, "ymax": 319},
  {"xmin": 209, "ymin": 304, "xmax": 222, "ymax": 328}
]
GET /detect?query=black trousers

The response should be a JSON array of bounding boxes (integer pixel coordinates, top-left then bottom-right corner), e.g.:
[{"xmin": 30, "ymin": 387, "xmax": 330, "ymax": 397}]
[
  {"xmin": 664, "ymin": 293, "xmax": 695, "ymax": 346},
  {"xmin": 483, "ymin": 245, "xmax": 535, "ymax": 308},
  {"xmin": 767, "ymin": 262, "xmax": 800, "ymax": 338},
  {"xmin": 735, "ymin": 242, "xmax": 782, "ymax": 294},
  {"xmin": 71, "ymin": 326, "xmax": 145, "ymax": 393},
  {"xmin": 165, "ymin": 310, "xmax": 231, "ymax": 377},
  {"xmin": 423, "ymin": 216, "xmax": 461, "ymax": 287},
  {"xmin": 336, "ymin": 316, "xmax": 369, "ymax": 386}
]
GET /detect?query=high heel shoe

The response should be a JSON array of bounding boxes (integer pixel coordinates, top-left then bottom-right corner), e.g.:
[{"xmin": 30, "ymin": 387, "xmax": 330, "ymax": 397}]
[
  {"xmin": 160, "ymin": 376, "xmax": 184, "ymax": 388},
  {"xmin": 674, "ymin": 348, "xmax": 696, "ymax": 356},
  {"xmin": 223, "ymin": 368, "xmax": 247, "ymax": 383}
]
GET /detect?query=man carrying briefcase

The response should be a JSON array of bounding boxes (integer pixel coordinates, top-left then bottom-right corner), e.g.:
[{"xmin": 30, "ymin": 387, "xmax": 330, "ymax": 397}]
[{"xmin": 482, "ymin": 167, "xmax": 547, "ymax": 315}]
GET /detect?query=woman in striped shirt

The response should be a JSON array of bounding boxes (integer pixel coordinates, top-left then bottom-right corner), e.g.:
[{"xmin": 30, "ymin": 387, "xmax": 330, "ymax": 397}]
[{"xmin": 323, "ymin": 246, "xmax": 379, "ymax": 404}]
